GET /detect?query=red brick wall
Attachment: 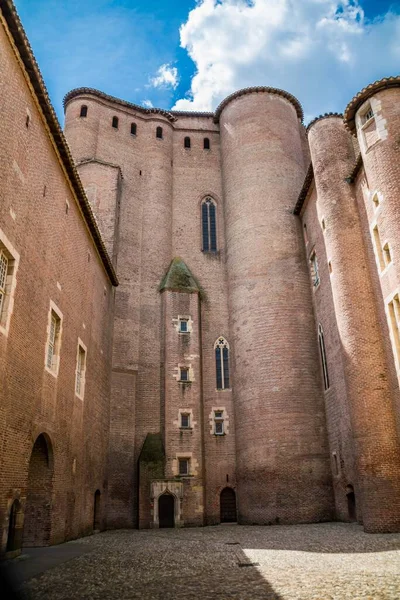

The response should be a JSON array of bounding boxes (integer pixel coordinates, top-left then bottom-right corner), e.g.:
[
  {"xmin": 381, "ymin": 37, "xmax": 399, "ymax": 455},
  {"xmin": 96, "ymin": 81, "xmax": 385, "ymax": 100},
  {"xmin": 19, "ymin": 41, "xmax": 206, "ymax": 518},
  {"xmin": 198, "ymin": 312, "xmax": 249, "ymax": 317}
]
[
  {"xmin": 308, "ymin": 115, "xmax": 400, "ymax": 532},
  {"xmin": 0, "ymin": 17, "xmax": 114, "ymax": 552},
  {"xmin": 219, "ymin": 91, "xmax": 333, "ymax": 524}
]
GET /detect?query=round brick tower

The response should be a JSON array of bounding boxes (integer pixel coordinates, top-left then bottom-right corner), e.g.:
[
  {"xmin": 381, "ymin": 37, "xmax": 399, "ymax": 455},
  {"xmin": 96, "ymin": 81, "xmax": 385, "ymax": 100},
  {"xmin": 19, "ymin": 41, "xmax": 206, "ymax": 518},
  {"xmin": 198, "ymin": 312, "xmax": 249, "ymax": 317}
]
[
  {"xmin": 218, "ymin": 88, "xmax": 333, "ymax": 525},
  {"xmin": 308, "ymin": 115, "xmax": 400, "ymax": 533}
]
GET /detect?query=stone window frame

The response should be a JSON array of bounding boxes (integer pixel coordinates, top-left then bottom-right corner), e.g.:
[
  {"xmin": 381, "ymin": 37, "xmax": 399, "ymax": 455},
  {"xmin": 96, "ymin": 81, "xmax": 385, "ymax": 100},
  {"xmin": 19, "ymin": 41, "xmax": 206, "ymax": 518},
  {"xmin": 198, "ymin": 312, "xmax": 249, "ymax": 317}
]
[
  {"xmin": 178, "ymin": 457, "xmax": 190, "ymax": 476},
  {"xmin": 180, "ymin": 412, "xmax": 191, "ymax": 429},
  {"xmin": 386, "ymin": 289, "xmax": 400, "ymax": 377},
  {"xmin": 356, "ymin": 98, "xmax": 388, "ymax": 153},
  {"xmin": 371, "ymin": 190, "xmax": 383, "ymax": 213},
  {"xmin": 215, "ymin": 336, "xmax": 231, "ymax": 390},
  {"xmin": 45, "ymin": 301, "xmax": 63, "ymax": 378},
  {"xmin": 209, "ymin": 407, "xmax": 230, "ymax": 435},
  {"xmin": 371, "ymin": 220, "xmax": 392, "ymax": 276},
  {"xmin": 75, "ymin": 338, "xmax": 87, "ymax": 400},
  {"xmin": 0, "ymin": 229, "xmax": 19, "ymax": 338},
  {"xmin": 201, "ymin": 196, "xmax": 218, "ymax": 253},
  {"xmin": 173, "ymin": 363, "xmax": 195, "ymax": 384},
  {"xmin": 309, "ymin": 249, "xmax": 320, "ymax": 289},
  {"xmin": 174, "ymin": 409, "xmax": 196, "ymax": 431},
  {"xmin": 173, "ymin": 315, "xmax": 193, "ymax": 334}
]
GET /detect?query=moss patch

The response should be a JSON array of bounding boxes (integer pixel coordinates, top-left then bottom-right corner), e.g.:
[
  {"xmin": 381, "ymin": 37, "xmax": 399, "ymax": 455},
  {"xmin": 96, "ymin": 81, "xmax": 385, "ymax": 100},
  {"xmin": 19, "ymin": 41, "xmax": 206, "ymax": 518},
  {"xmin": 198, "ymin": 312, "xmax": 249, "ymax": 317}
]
[
  {"xmin": 159, "ymin": 257, "xmax": 206, "ymax": 301},
  {"xmin": 139, "ymin": 433, "xmax": 165, "ymax": 465}
]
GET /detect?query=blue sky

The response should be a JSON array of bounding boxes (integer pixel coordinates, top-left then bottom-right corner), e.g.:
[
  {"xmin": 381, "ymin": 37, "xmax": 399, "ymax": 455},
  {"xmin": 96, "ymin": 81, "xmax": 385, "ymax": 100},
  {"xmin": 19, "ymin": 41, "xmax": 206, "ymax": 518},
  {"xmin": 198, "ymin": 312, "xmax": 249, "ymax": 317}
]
[{"xmin": 14, "ymin": 0, "xmax": 400, "ymax": 124}]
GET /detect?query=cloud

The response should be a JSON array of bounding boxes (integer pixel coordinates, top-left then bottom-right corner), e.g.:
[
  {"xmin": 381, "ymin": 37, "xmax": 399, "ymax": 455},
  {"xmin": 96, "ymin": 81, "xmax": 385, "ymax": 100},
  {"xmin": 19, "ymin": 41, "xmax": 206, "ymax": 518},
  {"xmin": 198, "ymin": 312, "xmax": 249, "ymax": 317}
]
[
  {"xmin": 150, "ymin": 63, "xmax": 179, "ymax": 89},
  {"xmin": 142, "ymin": 99, "xmax": 154, "ymax": 108},
  {"xmin": 172, "ymin": 0, "xmax": 400, "ymax": 120}
]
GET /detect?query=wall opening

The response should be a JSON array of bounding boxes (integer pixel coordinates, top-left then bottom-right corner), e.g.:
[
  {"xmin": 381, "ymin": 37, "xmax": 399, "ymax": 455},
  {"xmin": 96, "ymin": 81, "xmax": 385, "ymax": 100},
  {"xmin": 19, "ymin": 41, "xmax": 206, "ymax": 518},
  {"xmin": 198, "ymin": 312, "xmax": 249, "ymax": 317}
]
[
  {"xmin": 93, "ymin": 490, "xmax": 101, "ymax": 531},
  {"xmin": 23, "ymin": 434, "xmax": 54, "ymax": 547},
  {"xmin": 6, "ymin": 499, "xmax": 23, "ymax": 553},
  {"xmin": 346, "ymin": 485, "xmax": 356, "ymax": 521},
  {"xmin": 158, "ymin": 493, "xmax": 175, "ymax": 528},
  {"xmin": 220, "ymin": 487, "xmax": 237, "ymax": 523}
]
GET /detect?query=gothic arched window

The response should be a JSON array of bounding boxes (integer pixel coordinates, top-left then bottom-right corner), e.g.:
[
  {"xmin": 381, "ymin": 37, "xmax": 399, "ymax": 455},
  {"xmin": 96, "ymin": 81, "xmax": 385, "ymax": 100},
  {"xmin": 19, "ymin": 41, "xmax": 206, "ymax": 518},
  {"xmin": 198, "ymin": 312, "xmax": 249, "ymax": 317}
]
[
  {"xmin": 318, "ymin": 324, "xmax": 330, "ymax": 390},
  {"xmin": 215, "ymin": 337, "xmax": 230, "ymax": 390},
  {"xmin": 202, "ymin": 197, "xmax": 217, "ymax": 252}
]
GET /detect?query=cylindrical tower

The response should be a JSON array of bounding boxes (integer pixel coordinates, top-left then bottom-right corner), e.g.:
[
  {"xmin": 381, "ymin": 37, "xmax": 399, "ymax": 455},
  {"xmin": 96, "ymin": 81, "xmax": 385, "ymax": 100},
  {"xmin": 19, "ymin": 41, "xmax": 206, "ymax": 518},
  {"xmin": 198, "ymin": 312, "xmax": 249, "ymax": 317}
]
[
  {"xmin": 218, "ymin": 88, "xmax": 333, "ymax": 524},
  {"xmin": 308, "ymin": 115, "xmax": 400, "ymax": 532}
]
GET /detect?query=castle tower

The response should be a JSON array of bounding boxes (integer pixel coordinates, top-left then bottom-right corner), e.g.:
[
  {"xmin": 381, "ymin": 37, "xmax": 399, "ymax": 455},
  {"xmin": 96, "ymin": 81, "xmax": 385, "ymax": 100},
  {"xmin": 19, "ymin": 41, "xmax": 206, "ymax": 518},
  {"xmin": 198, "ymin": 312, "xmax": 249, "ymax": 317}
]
[
  {"xmin": 217, "ymin": 88, "xmax": 333, "ymax": 524},
  {"xmin": 308, "ymin": 115, "xmax": 400, "ymax": 532}
]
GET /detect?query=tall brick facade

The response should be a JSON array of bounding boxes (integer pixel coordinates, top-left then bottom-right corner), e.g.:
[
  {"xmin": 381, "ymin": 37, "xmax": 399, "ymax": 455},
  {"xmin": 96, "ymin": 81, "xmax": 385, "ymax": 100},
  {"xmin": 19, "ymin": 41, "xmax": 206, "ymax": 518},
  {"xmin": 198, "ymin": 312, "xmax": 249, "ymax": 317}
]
[{"xmin": 2, "ymin": 0, "xmax": 400, "ymax": 556}]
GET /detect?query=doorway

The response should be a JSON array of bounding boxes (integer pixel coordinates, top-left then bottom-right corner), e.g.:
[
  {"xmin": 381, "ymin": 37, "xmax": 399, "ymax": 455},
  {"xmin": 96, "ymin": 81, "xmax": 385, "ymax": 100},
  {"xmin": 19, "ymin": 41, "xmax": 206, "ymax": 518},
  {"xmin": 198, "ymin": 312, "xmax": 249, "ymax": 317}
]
[
  {"xmin": 6, "ymin": 499, "xmax": 23, "ymax": 553},
  {"xmin": 93, "ymin": 490, "xmax": 101, "ymax": 531},
  {"xmin": 23, "ymin": 434, "xmax": 54, "ymax": 547},
  {"xmin": 346, "ymin": 485, "xmax": 356, "ymax": 521},
  {"xmin": 158, "ymin": 493, "xmax": 175, "ymax": 528},
  {"xmin": 220, "ymin": 487, "xmax": 237, "ymax": 523}
]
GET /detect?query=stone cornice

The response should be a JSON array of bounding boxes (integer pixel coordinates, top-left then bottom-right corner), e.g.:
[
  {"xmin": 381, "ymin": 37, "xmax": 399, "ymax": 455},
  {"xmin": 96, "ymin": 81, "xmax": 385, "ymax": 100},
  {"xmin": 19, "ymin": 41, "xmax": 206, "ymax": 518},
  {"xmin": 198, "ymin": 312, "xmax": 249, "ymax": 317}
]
[
  {"xmin": 344, "ymin": 76, "xmax": 400, "ymax": 134},
  {"xmin": 0, "ymin": 0, "xmax": 118, "ymax": 286}
]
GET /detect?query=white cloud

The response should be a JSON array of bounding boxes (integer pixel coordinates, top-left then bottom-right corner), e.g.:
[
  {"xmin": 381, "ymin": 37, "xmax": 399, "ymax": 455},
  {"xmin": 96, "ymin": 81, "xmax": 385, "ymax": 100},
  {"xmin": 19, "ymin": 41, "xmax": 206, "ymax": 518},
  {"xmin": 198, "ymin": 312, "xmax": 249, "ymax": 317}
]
[
  {"xmin": 142, "ymin": 99, "xmax": 154, "ymax": 108},
  {"xmin": 172, "ymin": 0, "xmax": 400, "ymax": 120},
  {"xmin": 150, "ymin": 63, "xmax": 179, "ymax": 89}
]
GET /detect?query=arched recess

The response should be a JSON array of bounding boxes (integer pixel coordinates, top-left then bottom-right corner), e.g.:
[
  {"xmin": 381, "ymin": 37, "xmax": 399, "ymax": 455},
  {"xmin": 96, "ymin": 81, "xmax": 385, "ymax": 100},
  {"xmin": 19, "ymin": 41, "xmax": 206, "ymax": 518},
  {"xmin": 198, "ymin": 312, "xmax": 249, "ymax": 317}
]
[
  {"xmin": 23, "ymin": 434, "xmax": 54, "ymax": 547},
  {"xmin": 220, "ymin": 487, "xmax": 237, "ymax": 523},
  {"xmin": 6, "ymin": 499, "xmax": 23, "ymax": 553},
  {"xmin": 93, "ymin": 490, "xmax": 101, "ymax": 531}
]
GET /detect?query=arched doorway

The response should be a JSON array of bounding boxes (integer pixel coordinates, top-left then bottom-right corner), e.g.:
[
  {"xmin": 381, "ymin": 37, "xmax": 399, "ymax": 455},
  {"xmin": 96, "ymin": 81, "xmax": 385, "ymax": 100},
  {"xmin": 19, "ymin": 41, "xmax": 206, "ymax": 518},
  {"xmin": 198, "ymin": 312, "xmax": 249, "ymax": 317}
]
[
  {"xmin": 93, "ymin": 490, "xmax": 101, "ymax": 531},
  {"xmin": 23, "ymin": 434, "xmax": 54, "ymax": 547},
  {"xmin": 346, "ymin": 485, "xmax": 356, "ymax": 521},
  {"xmin": 158, "ymin": 493, "xmax": 175, "ymax": 528},
  {"xmin": 6, "ymin": 499, "xmax": 23, "ymax": 553},
  {"xmin": 220, "ymin": 487, "xmax": 237, "ymax": 523}
]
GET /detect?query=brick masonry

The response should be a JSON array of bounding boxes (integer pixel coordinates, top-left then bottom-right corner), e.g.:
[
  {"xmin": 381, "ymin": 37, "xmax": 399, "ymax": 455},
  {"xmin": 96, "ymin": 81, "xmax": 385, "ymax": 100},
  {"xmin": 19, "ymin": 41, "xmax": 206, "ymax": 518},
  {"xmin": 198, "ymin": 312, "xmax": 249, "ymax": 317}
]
[{"xmin": 2, "ymin": 0, "xmax": 400, "ymax": 550}]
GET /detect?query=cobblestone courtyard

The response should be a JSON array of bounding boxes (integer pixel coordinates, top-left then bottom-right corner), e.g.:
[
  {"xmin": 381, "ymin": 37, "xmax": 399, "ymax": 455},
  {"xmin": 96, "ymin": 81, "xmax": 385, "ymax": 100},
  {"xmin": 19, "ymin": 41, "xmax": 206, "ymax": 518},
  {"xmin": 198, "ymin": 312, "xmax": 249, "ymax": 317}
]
[{"xmin": 6, "ymin": 523, "xmax": 400, "ymax": 599}]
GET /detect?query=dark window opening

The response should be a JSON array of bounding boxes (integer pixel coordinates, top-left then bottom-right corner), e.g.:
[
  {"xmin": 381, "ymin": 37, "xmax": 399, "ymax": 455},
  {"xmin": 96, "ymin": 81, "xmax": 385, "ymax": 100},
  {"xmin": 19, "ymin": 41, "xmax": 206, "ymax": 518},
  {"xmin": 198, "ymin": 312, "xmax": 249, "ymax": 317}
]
[
  {"xmin": 112, "ymin": 116, "xmax": 119, "ymax": 129},
  {"xmin": 156, "ymin": 126, "xmax": 163, "ymax": 139},
  {"xmin": 202, "ymin": 197, "xmax": 217, "ymax": 252},
  {"xmin": 131, "ymin": 123, "xmax": 137, "ymax": 136},
  {"xmin": 184, "ymin": 136, "xmax": 191, "ymax": 148},
  {"xmin": 346, "ymin": 485, "xmax": 356, "ymax": 521},
  {"xmin": 318, "ymin": 324, "xmax": 330, "ymax": 390},
  {"xmin": 80, "ymin": 105, "xmax": 88, "ymax": 118},
  {"xmin": 180, "ymin": 367, "xmax": 189, "ymax": 382},
  {"xmin": 26, "ymin": 114, "xmax": 30, "ymax": 128},
  {"xmin": 204, "ymin": 137, "xmax": 210, "ymax": 150}
]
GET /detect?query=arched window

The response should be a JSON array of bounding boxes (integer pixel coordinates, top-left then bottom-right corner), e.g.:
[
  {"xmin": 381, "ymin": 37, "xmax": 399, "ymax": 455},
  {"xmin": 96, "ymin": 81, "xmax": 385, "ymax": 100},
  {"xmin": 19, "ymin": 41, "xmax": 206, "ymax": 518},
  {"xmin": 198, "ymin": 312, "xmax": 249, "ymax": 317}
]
[
  {"xmin": 204, "ymin": 137, "xmax": 210, "ymax": 150},
  {"xmin": 202, "ymin": 197, "xmax": 217, "ymax": 252},
  {"xmin": 318, "ymin": 324, "xmax": 329, "ymax": 390},
  {"xmin": 184, "ymin": 136, "xmax": 191, "ymax": 148},
  {"xmin": 131, "ymin": 122, "xmax": 137, "ymax": 136},
  {"xmin": 112, "ymin": 116, "xmax": 119, "ymax": 129},
  {"xmin": 80, "ymin": 105, "xmax": 88, "ymax": 118},
  {"xmin": 215, "ymin": 337, "xmax": 230, "ymax": 390},
  {"xmin": 156, "ymin": 126, "xmax": 163, "ymax": 139}
]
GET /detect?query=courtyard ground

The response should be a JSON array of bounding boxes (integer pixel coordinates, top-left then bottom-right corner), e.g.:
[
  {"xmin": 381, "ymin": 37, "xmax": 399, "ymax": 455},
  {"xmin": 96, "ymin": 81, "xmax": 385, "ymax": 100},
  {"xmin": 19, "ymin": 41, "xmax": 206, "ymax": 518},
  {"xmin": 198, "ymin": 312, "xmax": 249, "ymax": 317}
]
[{"xmin": 5, "ymin": 522, "xmax": 400, "ymax": 599}]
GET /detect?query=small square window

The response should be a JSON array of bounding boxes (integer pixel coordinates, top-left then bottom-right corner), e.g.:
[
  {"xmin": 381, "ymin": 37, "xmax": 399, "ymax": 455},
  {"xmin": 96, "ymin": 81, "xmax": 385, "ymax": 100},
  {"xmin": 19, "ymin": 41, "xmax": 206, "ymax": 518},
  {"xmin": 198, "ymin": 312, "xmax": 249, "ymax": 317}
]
[
  {"xmin": 179, "ymin": 319, "xmax": 188, "ymax": 333},
  {"xmin": 180, "ymin": 367, "xmax": 189, "ymax": 382},
  {"xmin": 214, "ymin": 411, "xmax": 223, "ymax": 419},
  {"xmin": 179, "ymin": 458, "xmax": 189, "ymax": 476},
  {"xmin": 180, "ymin": 413, "xmax": 190, "ymax": 428},
  {"xmin": 215, "ymin": 421, "xmax": 224, "ymax": 435}
]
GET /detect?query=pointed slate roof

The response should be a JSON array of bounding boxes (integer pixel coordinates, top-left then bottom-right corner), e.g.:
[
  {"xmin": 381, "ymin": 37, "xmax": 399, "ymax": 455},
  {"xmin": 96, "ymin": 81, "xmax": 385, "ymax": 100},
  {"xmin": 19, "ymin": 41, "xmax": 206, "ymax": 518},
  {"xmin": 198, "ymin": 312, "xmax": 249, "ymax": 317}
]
[{"xmin": 159, "ymin": 258, "xmax": 201, "ymax": 294}]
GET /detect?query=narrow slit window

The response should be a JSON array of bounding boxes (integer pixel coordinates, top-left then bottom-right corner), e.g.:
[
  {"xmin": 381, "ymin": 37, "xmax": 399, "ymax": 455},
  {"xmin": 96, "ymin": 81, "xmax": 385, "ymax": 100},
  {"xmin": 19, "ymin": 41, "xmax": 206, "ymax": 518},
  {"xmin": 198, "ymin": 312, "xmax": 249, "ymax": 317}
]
[
  {"xmin": 131, "ymin": 122, "xmax": 137, "ymax": 136},
  {"xmin": 75, "ymin": 343, "xmax": 87, "ymax": 398},
  {"xmin": 46, "ymin": 308, "xmax": 62, "ymax": 374},
  {"xmin": 112, "ymin": 116, "xmax": 119, "ymax": 129},
  {"xmin": 203, "ymin": 138, "xmax": 210, "ymax": 150},
  {"xmin": 202, "ymin": 197, "xmax": 217, "ymax": 252},
  {"xmin": 318, "ymin": 324, "xmax": 330, "ymax": 390},
  {"xmin": 383, "ymin": 242, "xmax": 392, "ymax": 267},
  {"xmin": 80, "ymin": 105, "xmax": 88, "ymax": 118},
  {"xmin": 156, "ymin": 126, "xmax": 163, "ymax": 139},
  {"xmin": 184, "ymin": 136, "xmax": 191, "ymax": 149},
  {"xmin": 215, "ymin": 337, "xmax": 230, "ymax": 390},
  {"xmin": 372, "ymin": 225, "xmax": 385, "ymax": 271},
  {"xmin": 388, "ymin": 294, "xmax": 400, "ymax": 369},
  {"xmin": 310, "ymin": 252, "xmax": 320, "ymax": 287}
]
